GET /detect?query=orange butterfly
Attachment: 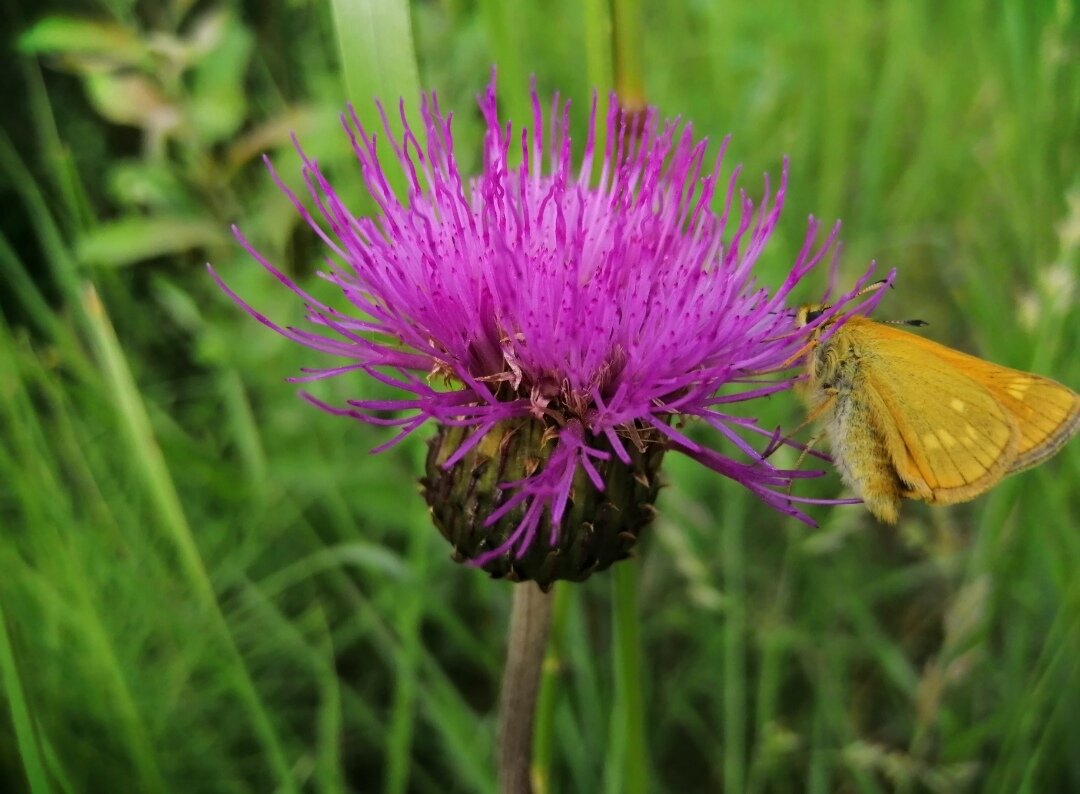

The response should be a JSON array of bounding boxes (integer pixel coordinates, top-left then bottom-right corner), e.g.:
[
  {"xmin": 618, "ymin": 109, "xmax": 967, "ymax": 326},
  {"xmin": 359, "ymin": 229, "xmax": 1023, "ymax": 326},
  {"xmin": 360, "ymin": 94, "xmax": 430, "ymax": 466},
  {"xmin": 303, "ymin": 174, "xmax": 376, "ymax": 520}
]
[{"xmin": 795, "ymin": 284, "xmax": 1079, "ymax": 523}]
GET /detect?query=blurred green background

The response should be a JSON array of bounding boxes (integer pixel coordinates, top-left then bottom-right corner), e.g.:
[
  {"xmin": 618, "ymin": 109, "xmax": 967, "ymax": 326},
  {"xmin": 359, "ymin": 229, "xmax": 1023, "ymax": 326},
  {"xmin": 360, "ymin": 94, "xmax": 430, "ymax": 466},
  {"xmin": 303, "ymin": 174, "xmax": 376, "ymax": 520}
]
[{"xmin": 1, "ymin": 0, "xmax": 1077, "ymax": 792}]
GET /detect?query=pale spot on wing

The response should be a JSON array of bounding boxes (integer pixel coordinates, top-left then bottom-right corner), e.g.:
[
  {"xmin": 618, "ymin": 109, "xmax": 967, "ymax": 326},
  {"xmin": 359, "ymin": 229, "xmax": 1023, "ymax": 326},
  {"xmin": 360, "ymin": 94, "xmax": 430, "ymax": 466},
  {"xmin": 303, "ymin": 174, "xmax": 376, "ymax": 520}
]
[
  {"xmin": 1006, "ymin": 378, "xmax": 1032, "ymax": 401},
  {"xmin": 950, "ymin": 398, "xmax": 966, "ymax": 413},
  {"xmin": 959, "ymin": 427, "xmax": 981, "ymax": 451},
  {"xmin": 937, "ymin": 429, "xmax": 959, "ymax": 449},
  {"xmin": 923, "ymin": 433, "xmax": 942, "ymax": 451}
]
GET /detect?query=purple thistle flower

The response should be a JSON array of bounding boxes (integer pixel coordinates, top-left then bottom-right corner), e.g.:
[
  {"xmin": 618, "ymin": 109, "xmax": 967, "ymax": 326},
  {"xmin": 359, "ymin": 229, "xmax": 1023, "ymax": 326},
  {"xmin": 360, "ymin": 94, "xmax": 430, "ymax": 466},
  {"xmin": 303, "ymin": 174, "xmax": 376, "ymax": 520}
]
[{"xmin": 212, "ymin": 78, "xmax": 888, "ymax": 585}]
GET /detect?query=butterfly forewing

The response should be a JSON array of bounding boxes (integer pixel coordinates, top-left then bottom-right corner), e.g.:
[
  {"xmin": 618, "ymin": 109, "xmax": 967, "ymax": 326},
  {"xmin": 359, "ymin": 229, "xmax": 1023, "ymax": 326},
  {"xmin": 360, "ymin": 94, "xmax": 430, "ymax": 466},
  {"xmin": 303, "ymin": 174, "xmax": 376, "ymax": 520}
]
[
  {"xmin": 885, "ymin": 333, "xmax": 1080, "ymax": 472},
  {"xmin": 849, "ymin": 320, "xmax": 1019, "ymax": 501},
  {"xmin": 970, "ymin": 372, "xmax": 1079, "ymax": 471}
]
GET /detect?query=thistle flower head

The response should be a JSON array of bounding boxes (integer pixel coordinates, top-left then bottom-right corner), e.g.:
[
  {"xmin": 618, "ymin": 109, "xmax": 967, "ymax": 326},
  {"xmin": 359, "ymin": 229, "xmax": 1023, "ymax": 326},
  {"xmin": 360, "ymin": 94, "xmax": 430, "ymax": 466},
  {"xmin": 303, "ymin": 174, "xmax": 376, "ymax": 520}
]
[{"xmin": 213, "ymin": 78, "xmax": 888, "ymax": 586}]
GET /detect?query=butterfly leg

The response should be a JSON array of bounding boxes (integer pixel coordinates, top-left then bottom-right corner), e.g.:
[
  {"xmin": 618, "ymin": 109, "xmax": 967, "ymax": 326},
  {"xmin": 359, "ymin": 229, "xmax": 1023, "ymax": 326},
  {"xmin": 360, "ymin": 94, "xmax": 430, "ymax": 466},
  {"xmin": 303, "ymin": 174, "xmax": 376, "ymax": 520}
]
[{"xmin": 784, "ymin": 392, "xmax": 837, "ymax": 495}]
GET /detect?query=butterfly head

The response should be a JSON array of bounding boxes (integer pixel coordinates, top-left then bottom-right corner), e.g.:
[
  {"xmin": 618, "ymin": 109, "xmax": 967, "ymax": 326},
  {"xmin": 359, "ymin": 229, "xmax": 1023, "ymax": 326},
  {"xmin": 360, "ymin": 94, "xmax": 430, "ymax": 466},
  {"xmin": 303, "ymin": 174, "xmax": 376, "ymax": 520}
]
[
  {"xmin": 793, "ymin": 280, "xmax": 927, "ymax": 334},
  {"xmin": 794, "ymin": 303, "xmax": 828, "ymax": 330}
]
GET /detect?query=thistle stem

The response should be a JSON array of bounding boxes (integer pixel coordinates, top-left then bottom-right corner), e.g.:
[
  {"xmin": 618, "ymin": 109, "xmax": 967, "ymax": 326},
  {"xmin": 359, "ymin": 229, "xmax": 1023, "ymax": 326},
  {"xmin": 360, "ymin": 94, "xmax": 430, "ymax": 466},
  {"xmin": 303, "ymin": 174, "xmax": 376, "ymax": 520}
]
[
  {"xmin": 498, "ymin": 583, "xmax": 554, "ymax": 794},
  {"xmin": 532, "ymin": 584, "xmax": 571, "ymax": 794},
  {"xmin": 607, "ymin": 561, "xmax": 647, "ymax": 794}
]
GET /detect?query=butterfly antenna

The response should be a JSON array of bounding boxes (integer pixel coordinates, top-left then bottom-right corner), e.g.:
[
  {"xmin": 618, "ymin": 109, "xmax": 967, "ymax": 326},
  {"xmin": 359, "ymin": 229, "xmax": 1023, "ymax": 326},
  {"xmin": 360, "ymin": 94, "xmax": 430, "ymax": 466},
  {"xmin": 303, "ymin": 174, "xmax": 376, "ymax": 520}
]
[
  {"xmin": 860, "ymin": 279, "xmax": 925, "ymax": 326},
  {"xmin": 880, "ymin": 318, "xmax": 929, "ymax": 327},
  {"xmin": 854, "ymin": 279, "xmax": 891, "ymax": 298}
]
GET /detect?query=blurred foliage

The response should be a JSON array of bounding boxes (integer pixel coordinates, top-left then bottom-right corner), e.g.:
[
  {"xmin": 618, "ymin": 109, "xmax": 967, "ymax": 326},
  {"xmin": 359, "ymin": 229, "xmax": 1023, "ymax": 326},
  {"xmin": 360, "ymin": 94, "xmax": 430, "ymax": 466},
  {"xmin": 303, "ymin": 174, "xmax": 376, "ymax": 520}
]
[{"xmin": 1, "ymin": 0, "xmax": 1078, "ymax": 792}]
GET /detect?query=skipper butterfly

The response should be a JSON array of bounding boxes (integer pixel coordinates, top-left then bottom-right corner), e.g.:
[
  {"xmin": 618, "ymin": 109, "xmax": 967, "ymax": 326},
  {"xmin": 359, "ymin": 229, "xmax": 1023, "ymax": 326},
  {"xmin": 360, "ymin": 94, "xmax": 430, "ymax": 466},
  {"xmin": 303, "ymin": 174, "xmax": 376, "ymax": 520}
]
[{"xmin": 795, "ymin": 284, "xmax": 1079, "ymax": 522}]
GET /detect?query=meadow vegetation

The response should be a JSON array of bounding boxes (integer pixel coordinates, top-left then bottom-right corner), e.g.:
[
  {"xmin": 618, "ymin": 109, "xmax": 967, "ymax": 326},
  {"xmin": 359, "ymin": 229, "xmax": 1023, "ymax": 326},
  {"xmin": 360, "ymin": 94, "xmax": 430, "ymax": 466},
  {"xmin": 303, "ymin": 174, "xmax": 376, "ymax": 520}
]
[{"xmin": 1, "ymin": 1, "xmax": 1077, "ymax": 791}]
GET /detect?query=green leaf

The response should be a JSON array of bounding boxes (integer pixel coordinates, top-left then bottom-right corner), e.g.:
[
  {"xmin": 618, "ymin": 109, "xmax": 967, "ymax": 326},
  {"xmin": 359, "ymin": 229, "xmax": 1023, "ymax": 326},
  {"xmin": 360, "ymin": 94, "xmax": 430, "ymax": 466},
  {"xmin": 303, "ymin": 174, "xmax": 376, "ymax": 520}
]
[
  {"xmin": 17, "ymin": 17, "xmax": 148, "ymax": 68},
  {"xmin": 107, "ymin": 161, "xmax": 197, "ymax": 211},
  {"xmin": 187, "ymin": 11, "xmax": 255, "ymax": 145},
  {"xmin": 76, "ymin": 216, "xmax": 228, "ymax": 267},
  {"xmin": 329, "ymin": 0, "xmax": 421, "ymax": 110},
  {"xmin": 84, "ymin": 71, "xmax": 178, "ymax": 131},
  {"xmin": 328, "ymin": 0, "xmax": 422, "ymax": 202}
]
